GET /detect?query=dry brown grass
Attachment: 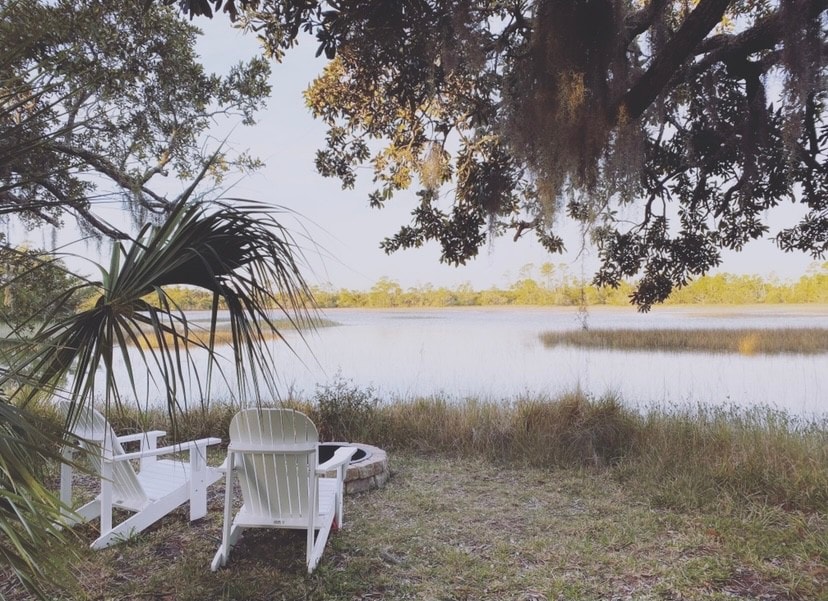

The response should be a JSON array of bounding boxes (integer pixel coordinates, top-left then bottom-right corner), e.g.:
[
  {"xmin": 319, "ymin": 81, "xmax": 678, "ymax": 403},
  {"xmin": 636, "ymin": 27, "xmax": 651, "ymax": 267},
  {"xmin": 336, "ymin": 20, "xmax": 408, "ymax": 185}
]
[
  {"xmin": 4, "ymin": 452, "xmax": 825, "ymax": 600},
  {"xmin": 129, "ymin": 317, "xmax": 337, "ymax": 349},
  {"xmin": 42, "ymin": 392, "xmax": 828, "ymax": 513},
  {"xmin": 361, "ymin": 398, "xmax": 827, "ymax": 513},
  {"xmin": 540, "ymin": 327, "xmax": 828, "ymax": 355},
  {"xmin": 359, "ymin": 393, "xmax": 637, "ymax": 469}
]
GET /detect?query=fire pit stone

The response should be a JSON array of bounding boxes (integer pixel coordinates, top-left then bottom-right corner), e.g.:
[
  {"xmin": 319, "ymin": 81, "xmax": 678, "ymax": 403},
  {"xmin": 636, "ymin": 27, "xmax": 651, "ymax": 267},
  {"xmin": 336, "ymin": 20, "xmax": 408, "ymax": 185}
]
[{"xmin": 319, "ymin": 442, "xmax": 389, "ymax": 495}]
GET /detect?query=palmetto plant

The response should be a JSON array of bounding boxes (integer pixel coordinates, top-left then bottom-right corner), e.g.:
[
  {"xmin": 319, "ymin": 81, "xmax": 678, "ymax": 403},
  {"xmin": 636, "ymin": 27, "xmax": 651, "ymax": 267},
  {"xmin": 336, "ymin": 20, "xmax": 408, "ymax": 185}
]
[
  {"xmin": 0, "ymin": 198, "xmax": 314, "ymax": 595},
  {"xmin": 5, "ymin": 198, "xmax": 313, "ymax": 411},
  {"xmin": 0, "ymin": 398, "xmax": 73, "ymax": 596},
  {"xmin": 1, "ymin": 0, "xmax": 312, "ymax": 593}
]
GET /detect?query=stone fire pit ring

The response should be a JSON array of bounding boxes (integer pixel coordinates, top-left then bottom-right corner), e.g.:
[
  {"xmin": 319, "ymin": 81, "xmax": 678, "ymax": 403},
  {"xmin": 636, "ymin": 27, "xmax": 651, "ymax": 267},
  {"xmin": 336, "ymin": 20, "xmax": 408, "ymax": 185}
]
[{"xmin": 319, "ymin": 442, "xmax": 388, "ymax": 495}]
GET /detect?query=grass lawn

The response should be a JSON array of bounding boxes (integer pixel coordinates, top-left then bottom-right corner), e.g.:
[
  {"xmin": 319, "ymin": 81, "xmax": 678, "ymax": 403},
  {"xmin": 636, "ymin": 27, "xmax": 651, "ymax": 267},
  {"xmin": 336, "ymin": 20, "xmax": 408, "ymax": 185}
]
[{"xmin": 4, "ymin": 452, "xmax": 825, "ymax": 600}]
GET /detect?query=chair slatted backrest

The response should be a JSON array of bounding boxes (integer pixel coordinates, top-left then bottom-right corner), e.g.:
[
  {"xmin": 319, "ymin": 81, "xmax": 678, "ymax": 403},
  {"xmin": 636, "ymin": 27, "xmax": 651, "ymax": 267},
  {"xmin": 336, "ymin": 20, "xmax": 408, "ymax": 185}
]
[
  {"xmin": 63, "ymin": 402, "xmax": 146, "ymax": 508},
  {"xmin": 229, "ymin": 409, "xmax": 319, "ymax": 521}
]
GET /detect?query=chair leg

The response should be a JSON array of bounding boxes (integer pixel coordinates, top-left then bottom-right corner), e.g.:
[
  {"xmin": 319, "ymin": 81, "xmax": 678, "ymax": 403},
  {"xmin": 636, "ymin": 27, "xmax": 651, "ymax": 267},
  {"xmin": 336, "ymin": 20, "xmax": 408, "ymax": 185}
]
[
  {"xmin": 306, "ymin": 524, "xmax": 316, "ymax": 572},
  {"xmin": 335, "ymin": 465, "xmax": 346, "ymax": 527},
  {"xmin": 212, "ymin": 456, "xmax": 239, "ymax": 571},
  {"xmin": 210, "ymin": 547, "xmax": 225, "ymax": 572},
  {"xmin": 211, "ymin": 524, "xmax": 243, "ymax": 571},
  {"xmin": 308, "ymin": 517, "xmax": 335, "ymax": 574},
  {"xmin": 188, "ymin": 443, "xmax": 208, "ymax": 520},
  {"xmin": 59, "ymin": 448, "xmax": 74, "ymax": 519},
  {"xmin": 90, "ymin": 495, "xmax": 185, "ymax": 550},
  {"xmin": 62, "ymin": 499, "xmax": 102, "ymax": 527},
  {"xmin": 99, "ymin": 460, "xmax": 113, "ymax": 537},
  {"xmin": 335, "ymin": 489, "xmax": 344, "ymax": 530}
]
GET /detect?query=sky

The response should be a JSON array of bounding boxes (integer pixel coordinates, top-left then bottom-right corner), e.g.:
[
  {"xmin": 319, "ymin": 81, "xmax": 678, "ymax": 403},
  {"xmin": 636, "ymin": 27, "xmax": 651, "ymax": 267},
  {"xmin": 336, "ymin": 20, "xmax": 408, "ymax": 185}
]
[
  {"xmin": 191, "ymin": 18, "xmax": 596, "ymax": 291},
  {"xmin": 21, "ymin": 15, "xmax": 821, "ymax": 291}
]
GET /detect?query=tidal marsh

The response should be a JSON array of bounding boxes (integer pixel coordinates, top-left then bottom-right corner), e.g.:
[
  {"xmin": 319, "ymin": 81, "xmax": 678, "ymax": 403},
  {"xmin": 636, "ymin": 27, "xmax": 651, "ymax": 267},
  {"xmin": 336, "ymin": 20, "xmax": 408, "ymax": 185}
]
[
  {"xmin": 129, "ymin": 316, "xmax": 338, "ymax": 349},
  {"xmin": 540, "ymin": 327, "xmax": 828, "ymax": 355},
  {"xmin": 10, "ymin": 392, "xmax": 825, "ymax": 600}
]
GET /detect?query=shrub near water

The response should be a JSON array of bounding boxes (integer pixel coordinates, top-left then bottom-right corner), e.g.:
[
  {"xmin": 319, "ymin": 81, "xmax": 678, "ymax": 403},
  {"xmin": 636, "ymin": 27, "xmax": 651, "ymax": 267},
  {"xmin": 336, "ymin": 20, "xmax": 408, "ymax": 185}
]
[
  {"xmin": 36, "ymin": 390, "xmax": 828, "ymax": 513},
  {"xmin": 313, "ymin": 388, "xmax": 827, "ymax": 513},
  {"xmin": 629, "ymin": 406, "xmax": 828, "ymax": 511},
  {"xmin": 312, "ymin": 378, "xmax": 380, "ymax": 442}
]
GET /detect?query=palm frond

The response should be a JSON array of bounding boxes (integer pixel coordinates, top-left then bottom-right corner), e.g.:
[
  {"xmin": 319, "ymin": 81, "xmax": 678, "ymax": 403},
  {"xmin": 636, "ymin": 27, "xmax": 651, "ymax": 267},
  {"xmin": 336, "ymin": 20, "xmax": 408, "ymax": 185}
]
[
  {"xmin": 1, "ymin": 198, "xmax": 314, "ymax": 416},
  {"xmin": 0, "ymin": 398, "xmax": 76, "ymax": 598},
  {"xmin": 0, "ymin": 196, "xmax": 313, "ymax": 593}
]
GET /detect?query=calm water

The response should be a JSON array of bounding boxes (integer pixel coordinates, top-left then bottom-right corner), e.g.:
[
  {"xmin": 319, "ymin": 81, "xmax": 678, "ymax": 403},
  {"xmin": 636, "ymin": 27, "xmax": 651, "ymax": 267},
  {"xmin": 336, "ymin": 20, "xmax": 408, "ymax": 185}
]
[{"xmin": 114, "ymin": 306, "xmax": 828, "ymax": 417}]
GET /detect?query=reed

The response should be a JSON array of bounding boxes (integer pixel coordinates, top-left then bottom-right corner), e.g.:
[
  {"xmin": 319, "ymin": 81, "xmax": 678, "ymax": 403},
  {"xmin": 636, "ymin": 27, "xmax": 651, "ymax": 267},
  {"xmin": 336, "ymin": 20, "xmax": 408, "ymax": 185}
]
[
  {"xmin": 541, "ymin": 327, "xmax": 828, "ymax": 355},
  {"xmin": 628, "ymin": 405, "xmax": 827, "ymax": 509},
  {"xmin": 22, "ymin": 391, "xmax": 827, "ymax": 601},
  {"xmin": 358, "ymin": 393, "xmax": 638, "ymax": 468},
  {"xmin": 126, "ymin": 317, "xmax": 337, "ymax": 349},
  {"xmin": 41, "ymin": 387, "xmax": 825, "ymax": 513},
  {"xmin": 373, "ymin": 397, "xmax": 827, "ymax": 511}
]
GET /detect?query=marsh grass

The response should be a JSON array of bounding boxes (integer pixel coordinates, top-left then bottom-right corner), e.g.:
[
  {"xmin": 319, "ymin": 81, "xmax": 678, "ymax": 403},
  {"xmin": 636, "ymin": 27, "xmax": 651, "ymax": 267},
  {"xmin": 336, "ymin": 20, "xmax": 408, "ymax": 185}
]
[
  {"xmin": 14, "ymin": 392, "xmax": 827, "ymax": 600},
  {"xmin": 38, "ymin": 390, "xmax": 827, "ymax": 514},
  {"xmin": 364, "ymin": 396, "xmax": 826, "ymax": 512},
  {"xmin": 6, "ymin": 452, "xmax": 826, "ymax": 600},
  {"xmin": 540, "ymin": 327, "xmax": 828, "ymax": 355},
  {"xmin": 624, "ymin": 406, "xmax": 828, "ymax": 511},
  {"xmin": 130, "ymin": 317, "xmax": 338, "ymax": 349}
]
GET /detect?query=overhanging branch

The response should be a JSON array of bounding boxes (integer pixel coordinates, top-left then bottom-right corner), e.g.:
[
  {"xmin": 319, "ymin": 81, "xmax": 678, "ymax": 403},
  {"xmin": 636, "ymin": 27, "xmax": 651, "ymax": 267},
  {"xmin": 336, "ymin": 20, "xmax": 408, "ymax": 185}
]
[
  {"xmin": 37, "ymin": 179, "xmax": 129, "ymax": 239},
  {"xmin": 617, "ymin": 0, "xmax": 734, "ymax": 121},
  {"xmin": 690, "ymin": 0, "xmax": 828, "ymax": 79},
  {"xmin": 49, "ymin": 141, "xmax": 172, "ymax": 212},
  {"xmin": 624, "ymin": 0, "xmax": 671, "ymax": 42}
]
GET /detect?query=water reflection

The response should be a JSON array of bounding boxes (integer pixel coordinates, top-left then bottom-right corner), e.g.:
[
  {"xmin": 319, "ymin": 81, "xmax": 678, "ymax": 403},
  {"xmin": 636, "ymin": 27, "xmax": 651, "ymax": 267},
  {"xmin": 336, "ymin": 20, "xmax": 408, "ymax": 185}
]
[{"xmin": 109, "ymin": 306, "xmax": 828, "ymax": 417}]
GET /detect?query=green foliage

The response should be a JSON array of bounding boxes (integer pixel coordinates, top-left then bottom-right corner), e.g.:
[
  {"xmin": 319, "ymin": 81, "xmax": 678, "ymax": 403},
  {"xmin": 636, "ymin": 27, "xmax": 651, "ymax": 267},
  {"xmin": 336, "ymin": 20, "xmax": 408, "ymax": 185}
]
[
  {"xmin": 0, "ymin": 198, "xmax": 313, "ymax": 596},
  {"xmin": 0, "ymin": 2, "xmax": 294, "ymax": 596},
  {"xmin": 1, "ymin": 199, "xmax": 313, "ymax": 412},
  {"xmin": 789, "ymin": 261, "xmax": 828, "ymax": 302},
  {"xmin": 0, "ymin": 246, "xmax": 91, "ymax": 331},
  {"xmin": 366, "ymin": 276, "xmax": 403, "ymax": 308},
  {"xmin": 295, "ymin": 264, "xmax": 826, "ymax": 310},
  {"xmin": 154, "ymin": 263, "xmax": 828, "ymax": 311},
  {"xmin": 312, "ymin": 376, "xmax": 379, "ymax": 442},
  {"xmin": 157, "ymin": 286, "xmax": 224, "ymax": 311},
  {"xmin": 0, "ymin": 397, "xmax": 76, "ymax": 597},
  {"xmin": 188, "ymin": 0, "xmax": 828, "ymax": 310},
  {"xmin": 1, "ymin": 0, "xmax": 270, "ymax": 236}
]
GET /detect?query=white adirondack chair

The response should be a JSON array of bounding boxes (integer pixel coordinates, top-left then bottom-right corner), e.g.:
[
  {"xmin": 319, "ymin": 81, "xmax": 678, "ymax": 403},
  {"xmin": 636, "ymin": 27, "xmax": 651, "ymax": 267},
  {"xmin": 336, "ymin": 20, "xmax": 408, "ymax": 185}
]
[
  {"xmin": 211, "ymin": 408, "xmax": 357, "ymax": 573},
  {"xmin": 59, "ymin": 402, "xmax": 222, "ymax": 549}
]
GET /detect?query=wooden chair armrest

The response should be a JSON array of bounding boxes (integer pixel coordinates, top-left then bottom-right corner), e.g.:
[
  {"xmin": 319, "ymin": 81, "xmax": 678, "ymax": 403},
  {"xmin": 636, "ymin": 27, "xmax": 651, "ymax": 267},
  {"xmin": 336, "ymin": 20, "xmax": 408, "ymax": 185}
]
[
  {"xmin": 316, "ymin": 446, "xmax": 358, "ymax": 475},
  {"xmin": 114, "ymin": 437, "xmax": 221, "ymax": 461},
  {"xmin": 116, "ymin": 431, "xmax": 166, "ymax": 444}
]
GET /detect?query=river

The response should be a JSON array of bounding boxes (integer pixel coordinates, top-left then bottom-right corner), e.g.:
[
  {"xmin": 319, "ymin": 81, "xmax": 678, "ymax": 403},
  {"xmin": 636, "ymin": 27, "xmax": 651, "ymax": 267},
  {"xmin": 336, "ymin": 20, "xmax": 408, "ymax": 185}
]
[{"xmin": 110, "ymin": 305, "xmax": 828, "ymax": 418}]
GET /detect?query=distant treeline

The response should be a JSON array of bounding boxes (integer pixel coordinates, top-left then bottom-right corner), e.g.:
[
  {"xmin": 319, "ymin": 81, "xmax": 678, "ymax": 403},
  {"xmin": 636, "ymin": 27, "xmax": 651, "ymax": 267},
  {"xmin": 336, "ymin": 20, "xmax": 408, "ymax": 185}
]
[{"xmin": 160, "ymin": 261, "xmax": 828, "ymax": 310}]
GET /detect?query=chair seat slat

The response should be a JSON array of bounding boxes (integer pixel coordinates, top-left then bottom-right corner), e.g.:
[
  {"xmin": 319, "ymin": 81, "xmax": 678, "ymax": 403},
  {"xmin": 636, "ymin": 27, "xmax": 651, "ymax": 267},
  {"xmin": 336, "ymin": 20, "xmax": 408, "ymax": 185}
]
[
  {"xmin": 212, "ymin": 409, "xmax": 357, "ymax": 574},
  {"xmin": 58, "ymin": 402, "xmax": 221, "ymax": 549}
]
